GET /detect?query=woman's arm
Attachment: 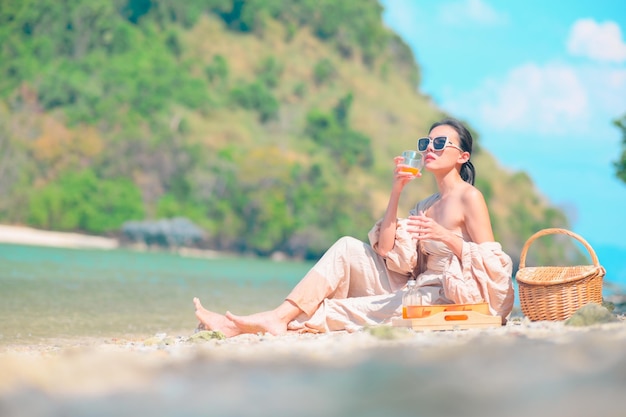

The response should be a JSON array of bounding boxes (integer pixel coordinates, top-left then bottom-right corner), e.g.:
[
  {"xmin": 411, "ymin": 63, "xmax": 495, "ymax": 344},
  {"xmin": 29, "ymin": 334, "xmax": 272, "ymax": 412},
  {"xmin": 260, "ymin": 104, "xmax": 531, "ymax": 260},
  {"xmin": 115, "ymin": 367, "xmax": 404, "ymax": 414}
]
[
  {"xmin": 376, "ymin": 156, "xmax": 419, "ymax": 257},
  {"xmin": 462, "ymin": 186, "xmax": 494, "ymax": 244}
]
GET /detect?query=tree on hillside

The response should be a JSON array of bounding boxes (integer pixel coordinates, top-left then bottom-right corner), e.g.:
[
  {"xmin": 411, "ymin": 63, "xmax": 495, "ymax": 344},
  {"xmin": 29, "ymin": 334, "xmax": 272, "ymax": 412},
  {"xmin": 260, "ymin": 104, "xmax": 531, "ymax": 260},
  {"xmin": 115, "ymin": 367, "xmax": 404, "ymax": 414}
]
[
  {"xmin": 614, "ymin": 113, "xmax": 626, "ymax": 184},
  {"xmin": 305, "ymin": 93, "xmax": 373, "ymax": 172},
  {"xmin": 0, "ymin": 0, "xmax": 579, "ymax": 264}
]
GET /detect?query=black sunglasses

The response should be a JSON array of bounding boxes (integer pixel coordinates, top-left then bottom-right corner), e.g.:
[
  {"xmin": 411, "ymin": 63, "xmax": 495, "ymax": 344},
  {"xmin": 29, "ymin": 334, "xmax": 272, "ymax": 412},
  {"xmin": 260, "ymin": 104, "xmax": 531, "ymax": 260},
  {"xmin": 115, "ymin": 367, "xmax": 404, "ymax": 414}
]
[{"xmin": 417, "ymin": 136, "xmax": 463, "ymax": 152}]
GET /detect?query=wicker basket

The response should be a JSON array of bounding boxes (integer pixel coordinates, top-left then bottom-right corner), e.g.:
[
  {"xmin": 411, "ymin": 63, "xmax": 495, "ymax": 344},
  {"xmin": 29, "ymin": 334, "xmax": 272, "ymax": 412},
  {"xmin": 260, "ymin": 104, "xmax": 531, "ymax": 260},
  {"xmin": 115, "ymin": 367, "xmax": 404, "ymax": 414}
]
[{"xmin": 516, "ymin": 228, "xmax": 605, "ymax": 321}]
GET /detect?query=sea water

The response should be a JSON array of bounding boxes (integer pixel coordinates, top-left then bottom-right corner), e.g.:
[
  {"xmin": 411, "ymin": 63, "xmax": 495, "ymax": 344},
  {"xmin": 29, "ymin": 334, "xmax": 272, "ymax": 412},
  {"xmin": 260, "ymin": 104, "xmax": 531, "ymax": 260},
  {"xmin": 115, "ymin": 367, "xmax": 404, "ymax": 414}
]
[
  {"xmin": 0, "ymin": 243, "xmax": 314, "ymax": 345},
  {"xmin": 2, "ymin": 244, "xmax": 626, "ymax": 417},
  {"xmin": 1, "ymin": 242, "xmax": 625, "ymax": 346}
]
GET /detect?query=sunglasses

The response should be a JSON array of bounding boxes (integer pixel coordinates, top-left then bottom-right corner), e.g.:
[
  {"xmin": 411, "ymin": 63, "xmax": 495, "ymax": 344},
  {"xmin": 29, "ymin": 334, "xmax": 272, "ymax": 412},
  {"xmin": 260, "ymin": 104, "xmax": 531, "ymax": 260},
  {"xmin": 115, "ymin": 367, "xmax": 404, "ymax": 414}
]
[{"xmin": 417, "ymin": 136, "xmax": 464, "ymax": 153}]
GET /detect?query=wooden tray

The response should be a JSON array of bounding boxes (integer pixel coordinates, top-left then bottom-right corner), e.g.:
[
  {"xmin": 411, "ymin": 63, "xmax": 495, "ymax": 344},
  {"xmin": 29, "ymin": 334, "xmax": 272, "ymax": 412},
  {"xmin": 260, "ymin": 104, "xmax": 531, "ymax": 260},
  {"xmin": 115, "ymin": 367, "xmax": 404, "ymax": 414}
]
[
  {"xmin": 404, "ymin": 302, "xmax": 490, "ymax": 319},
  {"xmin": 391, "ymin": 310, "xmax": 502, "ymax": 331}
]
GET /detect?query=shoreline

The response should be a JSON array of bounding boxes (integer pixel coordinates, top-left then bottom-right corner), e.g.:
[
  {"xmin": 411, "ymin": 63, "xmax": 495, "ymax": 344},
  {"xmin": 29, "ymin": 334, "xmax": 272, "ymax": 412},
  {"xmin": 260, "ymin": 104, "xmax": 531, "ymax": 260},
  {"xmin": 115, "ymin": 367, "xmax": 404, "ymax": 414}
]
[
  {"xmin": 0, "ymin": 224, "xmax": 282, "ymax": 260},
  {"xmin": 0, "ymin": 224, "xmax": 119, "ymax": 250}
]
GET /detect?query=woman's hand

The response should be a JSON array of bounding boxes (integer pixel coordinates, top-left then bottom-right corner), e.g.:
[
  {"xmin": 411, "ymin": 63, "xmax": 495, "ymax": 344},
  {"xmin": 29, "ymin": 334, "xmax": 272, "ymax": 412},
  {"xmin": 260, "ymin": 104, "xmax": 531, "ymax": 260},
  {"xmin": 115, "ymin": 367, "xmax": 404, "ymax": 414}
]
[
  {"xmin": 407, "ymin": 211, "xmax": 450, "ymax": 242},
  {"xmin": 393, "ymin": 156, "xmax": 421, "ymax": 188},
  {"xmin": 408, "ymin": 211, "xmax": 465, "ymax": 259}
]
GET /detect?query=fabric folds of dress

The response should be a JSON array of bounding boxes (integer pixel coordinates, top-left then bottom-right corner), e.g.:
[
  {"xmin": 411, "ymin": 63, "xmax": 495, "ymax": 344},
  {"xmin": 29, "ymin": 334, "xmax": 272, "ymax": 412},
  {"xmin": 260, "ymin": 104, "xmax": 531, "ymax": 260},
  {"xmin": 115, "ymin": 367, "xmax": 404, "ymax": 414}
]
[{"xmin": 284, "ymin": 194, "xmax": 515, "ymax": 333}]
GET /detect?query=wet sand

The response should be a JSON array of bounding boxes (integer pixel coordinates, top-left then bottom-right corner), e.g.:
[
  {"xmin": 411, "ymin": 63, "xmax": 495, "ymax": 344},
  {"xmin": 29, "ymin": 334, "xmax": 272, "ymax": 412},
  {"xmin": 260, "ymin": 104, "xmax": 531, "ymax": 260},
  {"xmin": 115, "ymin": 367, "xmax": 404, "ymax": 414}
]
[{"xmin": 1, "ymin": 318, "xmax": 626, "ymax": 417}]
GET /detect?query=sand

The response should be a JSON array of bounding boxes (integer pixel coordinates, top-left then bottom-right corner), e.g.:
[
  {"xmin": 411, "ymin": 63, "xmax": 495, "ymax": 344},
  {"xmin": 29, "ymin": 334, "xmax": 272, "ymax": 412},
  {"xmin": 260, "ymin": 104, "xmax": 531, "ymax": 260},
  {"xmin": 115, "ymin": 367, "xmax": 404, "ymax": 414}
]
[
  {"xmin": 0, "ymin": 225, "xmax": 118, "ymax": 249},
  {"xmin": 2, "ymin": 224, "xmax": 626, "ymax": 417},
  {"xmin": 1, "ymin": 318, "xmax": 626, "ymax": 417}
]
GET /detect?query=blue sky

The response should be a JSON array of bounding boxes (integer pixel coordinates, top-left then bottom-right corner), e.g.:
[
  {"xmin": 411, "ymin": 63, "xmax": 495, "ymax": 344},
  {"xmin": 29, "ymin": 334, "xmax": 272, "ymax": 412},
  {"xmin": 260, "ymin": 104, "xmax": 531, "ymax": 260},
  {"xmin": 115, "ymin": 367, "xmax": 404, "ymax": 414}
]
[{"xmin": 380, "ymin": 0, "xmax": 626, "ymax": 251}]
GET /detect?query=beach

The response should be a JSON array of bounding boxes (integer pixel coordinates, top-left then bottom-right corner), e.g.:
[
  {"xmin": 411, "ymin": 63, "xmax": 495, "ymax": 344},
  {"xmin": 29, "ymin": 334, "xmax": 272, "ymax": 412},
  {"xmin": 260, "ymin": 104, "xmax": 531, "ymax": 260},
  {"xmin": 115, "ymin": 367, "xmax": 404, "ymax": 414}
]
[
  {"xmin": 1, "ymin": 225, "xmax": 626, "ymax": 417},
  {"xmin": 1, "ymin": 319, "xmax": 626, "ymax": 417},
  {"xmin": 0, "ymin": 225, "xmax": 119, "ymax": 250}
]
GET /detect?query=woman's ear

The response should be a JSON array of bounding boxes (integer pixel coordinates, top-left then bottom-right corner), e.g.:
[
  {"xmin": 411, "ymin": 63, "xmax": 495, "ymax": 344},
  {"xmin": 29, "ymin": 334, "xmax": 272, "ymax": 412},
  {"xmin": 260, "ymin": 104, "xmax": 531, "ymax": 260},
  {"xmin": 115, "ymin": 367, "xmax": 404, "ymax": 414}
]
[{"xmin": 457, "ymin": 151, "xmax": 471, "ymax": 164}]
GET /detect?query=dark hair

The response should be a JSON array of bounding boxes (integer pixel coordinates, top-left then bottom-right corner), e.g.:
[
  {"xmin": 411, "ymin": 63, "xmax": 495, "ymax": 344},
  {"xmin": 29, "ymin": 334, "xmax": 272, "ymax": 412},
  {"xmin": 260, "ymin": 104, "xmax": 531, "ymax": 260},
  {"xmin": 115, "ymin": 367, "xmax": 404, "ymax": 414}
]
[{"xmin": 429, "ymin": 118, "xmax": 475, "ymax": 185}]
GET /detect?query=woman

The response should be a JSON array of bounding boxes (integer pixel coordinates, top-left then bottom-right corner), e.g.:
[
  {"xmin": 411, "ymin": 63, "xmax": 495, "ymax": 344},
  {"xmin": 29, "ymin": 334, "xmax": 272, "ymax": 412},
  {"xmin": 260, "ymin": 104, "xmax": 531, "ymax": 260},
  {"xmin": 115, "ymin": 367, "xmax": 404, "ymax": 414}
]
[{"xmin": 193, "ymin": 118, "xmax": 514, "ymax": 336}]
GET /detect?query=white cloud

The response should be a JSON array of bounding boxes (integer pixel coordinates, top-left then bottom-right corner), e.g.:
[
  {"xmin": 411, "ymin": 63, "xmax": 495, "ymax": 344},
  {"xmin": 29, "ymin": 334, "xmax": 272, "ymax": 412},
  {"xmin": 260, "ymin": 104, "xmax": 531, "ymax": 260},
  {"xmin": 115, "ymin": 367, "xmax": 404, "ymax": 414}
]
[
  {"xmin": 567, "ymin": 19, "xmax": 626, "ymax": 63},
  {"xmin": 443, "ymin": 63, "xmax": 589, "ymax": 135},
  {"xmin": 439, "ymin": 0, "xmax": 508, "ymax": 26},
  {"xmin": 578, "ymin": 66, "xmax": 626, "ymax": 117}
]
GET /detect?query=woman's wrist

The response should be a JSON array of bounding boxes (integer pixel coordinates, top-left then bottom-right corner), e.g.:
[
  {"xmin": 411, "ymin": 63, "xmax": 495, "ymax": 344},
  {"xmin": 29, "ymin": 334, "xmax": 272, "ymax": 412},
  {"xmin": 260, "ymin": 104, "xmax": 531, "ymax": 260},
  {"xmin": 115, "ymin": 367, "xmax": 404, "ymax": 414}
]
[{"xmin": 445, "ymin": 230, "xmax": 464, "ymax": 258}]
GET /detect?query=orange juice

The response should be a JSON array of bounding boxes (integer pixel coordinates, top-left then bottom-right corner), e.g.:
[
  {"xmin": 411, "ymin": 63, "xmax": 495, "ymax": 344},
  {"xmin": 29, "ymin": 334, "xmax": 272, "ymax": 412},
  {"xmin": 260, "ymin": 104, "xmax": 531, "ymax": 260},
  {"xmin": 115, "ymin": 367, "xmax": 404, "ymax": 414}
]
[
  {"xmin": 402, "ymin": 306, "xmax": 422, "ymax": 318},
  {"xmin": 405, "ymin": 305, "xmax": 425, "ymax": 318},
  {"xmin": 402, "ymin": 302, "xmax": 490, "ymax": 319},
  {"xmin": 400, "ymin": 166, "xmax": 420, "ymax": 175}
]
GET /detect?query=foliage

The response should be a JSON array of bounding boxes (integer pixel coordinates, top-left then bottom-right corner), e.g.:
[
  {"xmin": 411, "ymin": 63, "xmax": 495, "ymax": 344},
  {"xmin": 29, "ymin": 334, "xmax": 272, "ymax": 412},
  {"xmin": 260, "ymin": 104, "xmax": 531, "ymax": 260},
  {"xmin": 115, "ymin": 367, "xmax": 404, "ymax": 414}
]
[
  {"xmin": 210, "ymin": 0, "xmax": 390, "ymax": 65},
  {"xmin": 28, "ymin": 170, "xmax": 145, "ymax": 233},
  {"xmin": 256, "ymin": 56, "xmax": 283, "ymax": 89},
  {"xmin": 0, "ymin": 0, "xmax": 211, "ymax": 126},
  {"xmin": 229, "ymin": 81, "xmax": 279, "ymax": 122},
  {"xmin": 0, "ymin": 0, "xmax": 579, "ymax": 264},
  {"xmin": 122, "ymin": 0, "xmax": 232, "ymax": 28},
  {"xmin": 313, "ymin": 58, "xmax": 335, "ymax": 86},
  {"xmin": 205, "ymin": 54, "xmax": 229, "ymax": 85},
  {"xmin": 614, "ymin": 113, "xmax": 626, "ymax": 184},
  {"xmin": 305, "ymin": 93, "xmax": 373, "ymax": 172}
]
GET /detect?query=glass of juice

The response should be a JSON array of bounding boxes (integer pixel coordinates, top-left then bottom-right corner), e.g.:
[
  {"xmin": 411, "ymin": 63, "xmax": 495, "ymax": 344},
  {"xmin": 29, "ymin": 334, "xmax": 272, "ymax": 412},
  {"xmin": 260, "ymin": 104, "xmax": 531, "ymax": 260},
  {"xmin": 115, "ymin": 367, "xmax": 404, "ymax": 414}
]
[{"xmin": 400, "ymin": 150, "xmax": 423, "ymax": 175}]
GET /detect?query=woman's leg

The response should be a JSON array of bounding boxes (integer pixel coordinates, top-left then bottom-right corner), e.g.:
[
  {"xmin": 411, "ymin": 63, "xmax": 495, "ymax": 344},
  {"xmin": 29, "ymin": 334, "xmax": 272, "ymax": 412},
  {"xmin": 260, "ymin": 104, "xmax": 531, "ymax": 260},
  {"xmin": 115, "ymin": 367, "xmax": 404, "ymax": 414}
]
[
  {"xmin": 194, "ymin": 236, "xmax": 400, "ymax": 337},
  {"xmin": 227, "ymin": 237, "xmax": 399, "ymax": 335},
  {"xmin": 193, "ymin": 297, "xmax": 241, "ymax": 337},
  {"xmin": 225, "ymin": 299, "xmax": 301, "ymax": 335},
  {"xmin": 285, "ymin": 236, "xmax": 395, "ymax": 316},
  {"xmin": 288, "ymin": 290, "xmax": 404, "ymax": 333},
  {"xmin": 194, "ymin": 297, "xmax": 300, "ymax": 337}
]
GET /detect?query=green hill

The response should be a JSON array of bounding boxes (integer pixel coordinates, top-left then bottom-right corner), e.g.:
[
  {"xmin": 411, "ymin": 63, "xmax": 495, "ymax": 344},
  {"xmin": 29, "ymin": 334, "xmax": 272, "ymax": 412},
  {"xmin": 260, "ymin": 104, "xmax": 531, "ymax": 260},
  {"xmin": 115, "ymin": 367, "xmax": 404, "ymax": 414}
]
[{"xmin": 0, "ymin": 0, "xmax": 585, "ymax": 269}]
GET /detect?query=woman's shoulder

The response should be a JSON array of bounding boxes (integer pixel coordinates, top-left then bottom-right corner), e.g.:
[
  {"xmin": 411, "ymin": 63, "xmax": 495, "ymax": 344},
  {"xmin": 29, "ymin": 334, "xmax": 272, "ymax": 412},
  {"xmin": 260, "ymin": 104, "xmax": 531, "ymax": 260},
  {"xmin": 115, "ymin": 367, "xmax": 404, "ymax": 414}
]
[
  {"xmin": 459, "ymin": 182, "xmax": 485, "ymax": 202},
  {"xmin": 459, "ymin": 183, "xmax": 491, "ymax": 221}
]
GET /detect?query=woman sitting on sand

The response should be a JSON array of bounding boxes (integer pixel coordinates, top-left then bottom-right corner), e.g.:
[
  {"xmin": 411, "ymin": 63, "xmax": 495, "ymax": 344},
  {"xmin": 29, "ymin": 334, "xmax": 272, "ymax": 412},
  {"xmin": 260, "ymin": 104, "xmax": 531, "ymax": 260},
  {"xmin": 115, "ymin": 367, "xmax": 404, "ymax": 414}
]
[{"xmin": 194, "ymin": 118, "xmax": 514, "ymax": 337}]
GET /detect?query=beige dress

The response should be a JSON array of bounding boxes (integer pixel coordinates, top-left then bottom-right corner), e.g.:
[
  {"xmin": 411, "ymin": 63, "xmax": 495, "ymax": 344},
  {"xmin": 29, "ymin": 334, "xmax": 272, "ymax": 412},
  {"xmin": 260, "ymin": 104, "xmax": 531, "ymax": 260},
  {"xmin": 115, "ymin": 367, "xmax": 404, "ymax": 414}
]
[{"xmin": 285, "ymin": 194, "xmax": 515, "ymax": 333}]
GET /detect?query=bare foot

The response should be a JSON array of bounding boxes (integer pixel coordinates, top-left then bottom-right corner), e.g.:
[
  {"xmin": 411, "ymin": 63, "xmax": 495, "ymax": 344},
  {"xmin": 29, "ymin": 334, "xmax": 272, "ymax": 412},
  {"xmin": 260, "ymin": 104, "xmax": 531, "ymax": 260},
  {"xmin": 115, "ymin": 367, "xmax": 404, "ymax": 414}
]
[
  {"xmin": 193, "ymin": 297, "xmax": 241, "ymax": 338},
  {"xmin": 225, "ymin": 310, "xmax": 288, "ymax": 336}
]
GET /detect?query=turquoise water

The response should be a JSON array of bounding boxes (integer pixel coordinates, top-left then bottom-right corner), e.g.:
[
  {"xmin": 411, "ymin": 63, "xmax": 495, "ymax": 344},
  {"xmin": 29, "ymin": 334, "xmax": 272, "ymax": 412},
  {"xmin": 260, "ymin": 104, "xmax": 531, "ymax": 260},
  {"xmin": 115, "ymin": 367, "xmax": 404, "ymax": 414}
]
[
  {"xmin": 3, "ymin": 244, "xmax": 626, "ymax": 417},
  {"xmin": 594, "ymin": 245, "xmax": 626, "ymax": 293},
  {"xmin": 2, "ymin": 242, "xmax": 624, "ymax": 346},
  {"xmin": 0, "ymin": 243, "xmax": 314, "ymax": 345}
]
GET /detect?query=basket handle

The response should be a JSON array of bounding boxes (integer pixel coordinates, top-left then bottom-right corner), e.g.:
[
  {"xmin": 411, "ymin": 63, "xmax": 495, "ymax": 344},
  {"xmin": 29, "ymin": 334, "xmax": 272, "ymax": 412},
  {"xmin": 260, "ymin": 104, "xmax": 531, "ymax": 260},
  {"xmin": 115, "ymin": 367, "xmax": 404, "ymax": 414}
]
[{"xmin": 519, "ymin": 228, "xmax": 600, "ymax": 269}]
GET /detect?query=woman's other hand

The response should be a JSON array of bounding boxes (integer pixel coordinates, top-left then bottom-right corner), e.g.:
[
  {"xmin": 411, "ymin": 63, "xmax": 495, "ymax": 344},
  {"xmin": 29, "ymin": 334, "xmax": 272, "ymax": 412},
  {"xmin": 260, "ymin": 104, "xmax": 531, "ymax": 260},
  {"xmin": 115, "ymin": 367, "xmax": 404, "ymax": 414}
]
[{"xmin": 407, "ymin": 212, "xmax": 449, "ymax": 242}]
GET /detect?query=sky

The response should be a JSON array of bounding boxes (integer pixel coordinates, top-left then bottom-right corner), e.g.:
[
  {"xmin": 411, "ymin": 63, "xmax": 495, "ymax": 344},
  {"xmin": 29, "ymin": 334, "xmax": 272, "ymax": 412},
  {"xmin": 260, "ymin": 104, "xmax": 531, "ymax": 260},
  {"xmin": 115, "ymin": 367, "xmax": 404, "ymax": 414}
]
[{"xmin": 379, "ymin": 0, "xmax": 626, "ymax": 251}]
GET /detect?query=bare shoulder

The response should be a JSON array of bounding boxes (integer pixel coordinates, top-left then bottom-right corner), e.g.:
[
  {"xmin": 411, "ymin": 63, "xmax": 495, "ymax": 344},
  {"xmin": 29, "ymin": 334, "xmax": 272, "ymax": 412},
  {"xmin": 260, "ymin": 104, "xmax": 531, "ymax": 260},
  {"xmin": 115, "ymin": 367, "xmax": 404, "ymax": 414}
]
[
  {"xmin": 460, "ymin": 183, "xmax": 486, "ymax": 205},
  {"xmin": 460, "ymin": 183, "xmax": 494, "ymax": 242},
  {"xmin": 460, "ymin": 184, "xmax": 490, "ymax": 219}
]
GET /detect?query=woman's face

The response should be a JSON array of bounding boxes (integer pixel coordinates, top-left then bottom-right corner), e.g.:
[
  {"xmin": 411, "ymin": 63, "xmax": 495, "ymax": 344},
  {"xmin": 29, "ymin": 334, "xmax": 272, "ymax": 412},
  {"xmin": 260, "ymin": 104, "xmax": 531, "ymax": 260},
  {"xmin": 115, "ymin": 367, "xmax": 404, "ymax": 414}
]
[{"xmin": 422, "ymin": 125, "xmax": 465, "ymax": 170}]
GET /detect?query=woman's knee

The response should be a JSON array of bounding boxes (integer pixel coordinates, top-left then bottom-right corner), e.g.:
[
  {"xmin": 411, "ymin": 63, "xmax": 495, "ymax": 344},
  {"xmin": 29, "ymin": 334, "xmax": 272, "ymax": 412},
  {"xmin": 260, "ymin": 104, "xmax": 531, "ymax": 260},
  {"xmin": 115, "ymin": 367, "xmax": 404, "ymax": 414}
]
[
  {"xmin": 334, "ymin": 236, "xmax": 365, "ymax": 252},
  {"xmin": 333, "ymin": 236, "xmax": 377, "ymax": 260}
]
